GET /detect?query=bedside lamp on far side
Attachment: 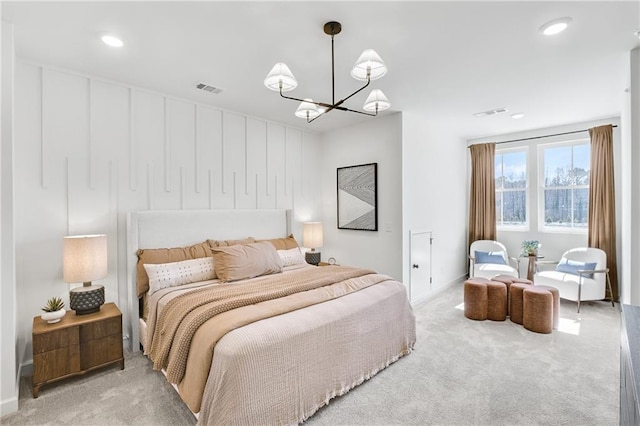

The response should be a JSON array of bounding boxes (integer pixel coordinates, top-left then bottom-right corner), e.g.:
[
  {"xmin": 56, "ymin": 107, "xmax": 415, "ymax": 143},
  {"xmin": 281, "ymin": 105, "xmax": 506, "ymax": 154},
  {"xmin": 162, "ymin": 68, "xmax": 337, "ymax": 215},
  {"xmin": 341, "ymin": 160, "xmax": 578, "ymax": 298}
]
[
  {"xmin": 63, "ymin": 234, "xmax": 107, "ymax": 315},
  {"xmin": 303, "ymin": 222, "xmax": 323, "ymax": 266}
]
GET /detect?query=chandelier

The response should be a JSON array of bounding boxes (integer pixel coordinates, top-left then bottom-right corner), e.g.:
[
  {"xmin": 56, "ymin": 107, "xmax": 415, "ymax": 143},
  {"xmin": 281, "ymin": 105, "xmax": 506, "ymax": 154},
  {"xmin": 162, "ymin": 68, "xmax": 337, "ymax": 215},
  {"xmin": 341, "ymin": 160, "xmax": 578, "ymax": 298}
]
[{"xmin": 263, "ymin": 21, "xmax": 391, "ymax": 123}]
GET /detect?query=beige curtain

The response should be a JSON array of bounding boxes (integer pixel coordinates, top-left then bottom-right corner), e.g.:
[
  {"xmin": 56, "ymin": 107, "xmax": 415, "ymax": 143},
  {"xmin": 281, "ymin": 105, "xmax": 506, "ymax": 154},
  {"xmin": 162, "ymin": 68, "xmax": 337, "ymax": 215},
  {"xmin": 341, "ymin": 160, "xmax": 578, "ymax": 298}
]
[
  {"xmin": 468, "ymin": 143, "xmax": 496, "ymax": 246},
  {"xmin": 588, "ymin": 125, "xmax": 618, "ymax": 301}
]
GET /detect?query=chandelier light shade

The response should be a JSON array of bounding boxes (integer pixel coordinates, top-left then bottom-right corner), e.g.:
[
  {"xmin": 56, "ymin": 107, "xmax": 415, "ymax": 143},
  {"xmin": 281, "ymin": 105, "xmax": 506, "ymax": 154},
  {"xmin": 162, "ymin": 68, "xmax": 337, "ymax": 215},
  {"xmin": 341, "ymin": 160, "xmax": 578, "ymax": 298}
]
[
  {"xmin": 295, "ymin": 99, "xmax": 321, "ymax": 120},
  {"xmin": 363, "ymin": 89, "xmax": 391, "ymax": 113},
  {"xmin": 264, "ymin": 21, "xmax": 390, "ymax": 123},
  {"xmin": 264, "ymin": 63, "xmax": 298, "ymax": 92},
  {"xmin": 351, "ymin": 49, "xmax": 387, "ymax": 81}
]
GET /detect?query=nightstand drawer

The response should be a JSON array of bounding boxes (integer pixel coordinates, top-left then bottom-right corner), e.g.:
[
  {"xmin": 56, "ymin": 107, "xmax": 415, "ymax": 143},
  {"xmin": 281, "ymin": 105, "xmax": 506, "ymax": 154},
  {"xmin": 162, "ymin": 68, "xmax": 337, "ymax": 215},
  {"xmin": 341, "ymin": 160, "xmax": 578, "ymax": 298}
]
[
  {"xmin": 80, "ymin": 334, "xmax": 123, "ymax": 370},
  {"xmin": 80, "ymin": 316, "xmax": 121, "ymax": 341},
  {"xmin": 33, "ymin": 327, "xmax": 79, "ymax": 353},
  {"xmin": 33, "ymin": 345, "xmax": 81, "ymax": 382}
]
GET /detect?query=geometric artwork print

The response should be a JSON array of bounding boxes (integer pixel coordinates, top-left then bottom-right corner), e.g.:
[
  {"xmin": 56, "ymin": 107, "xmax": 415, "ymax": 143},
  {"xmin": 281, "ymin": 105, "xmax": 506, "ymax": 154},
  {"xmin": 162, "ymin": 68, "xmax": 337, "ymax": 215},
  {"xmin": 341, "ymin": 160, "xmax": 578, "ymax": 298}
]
[{"xmin": 337, "ymin": 163, "xmax": 378, "ymax": 231}]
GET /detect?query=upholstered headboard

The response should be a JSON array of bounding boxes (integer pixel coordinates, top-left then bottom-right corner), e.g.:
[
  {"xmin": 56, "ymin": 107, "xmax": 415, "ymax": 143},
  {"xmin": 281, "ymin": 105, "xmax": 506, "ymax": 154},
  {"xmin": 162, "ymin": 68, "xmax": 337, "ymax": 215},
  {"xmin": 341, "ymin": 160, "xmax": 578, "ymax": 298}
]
[{"xmin": 126, "ymin": 209, "xmax": 291, "ymax": 351}]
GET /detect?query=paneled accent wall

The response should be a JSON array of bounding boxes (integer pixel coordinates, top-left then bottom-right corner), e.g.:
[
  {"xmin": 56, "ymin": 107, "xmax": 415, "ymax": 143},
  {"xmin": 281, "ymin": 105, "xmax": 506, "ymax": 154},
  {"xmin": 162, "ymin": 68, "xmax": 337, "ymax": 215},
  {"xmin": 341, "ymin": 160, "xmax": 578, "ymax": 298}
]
[{"xmin": 13, "ymin": 61, "xmax": 322, "ymax": 364}]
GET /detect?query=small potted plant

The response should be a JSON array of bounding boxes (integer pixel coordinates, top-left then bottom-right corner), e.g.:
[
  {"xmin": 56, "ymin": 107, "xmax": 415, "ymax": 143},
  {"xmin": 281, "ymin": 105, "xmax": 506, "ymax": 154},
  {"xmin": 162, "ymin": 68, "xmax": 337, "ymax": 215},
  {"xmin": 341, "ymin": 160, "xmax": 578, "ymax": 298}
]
[
  {"xmin": 41, "ymin": 297, "xmax": 66, "ymax": 324},
  {"xmin": 521, "ymin": 240, "xmax": 540, "ymax": 256}
]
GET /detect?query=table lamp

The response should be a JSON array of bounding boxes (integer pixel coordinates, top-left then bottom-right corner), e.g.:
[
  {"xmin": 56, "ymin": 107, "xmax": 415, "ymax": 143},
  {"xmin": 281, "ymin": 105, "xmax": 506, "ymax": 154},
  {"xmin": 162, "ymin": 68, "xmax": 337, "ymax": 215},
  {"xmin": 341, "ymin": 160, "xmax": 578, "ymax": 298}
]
[
  {"xmin": 303, "ymin": 222, "xmax": 323, "ymax": 265},
  {"xmin": 63, "ymin": 234, "xmax": 107, "ymax": 315}
]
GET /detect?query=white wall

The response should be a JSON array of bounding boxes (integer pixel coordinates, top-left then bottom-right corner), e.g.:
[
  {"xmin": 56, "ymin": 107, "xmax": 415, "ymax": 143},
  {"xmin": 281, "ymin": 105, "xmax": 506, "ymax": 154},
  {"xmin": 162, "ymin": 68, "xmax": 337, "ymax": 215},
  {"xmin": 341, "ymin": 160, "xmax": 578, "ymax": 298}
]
[
  {"xmin": 0, "ymin": 20, "xmax": 19, "ymax": 417},
  {"xmin": 402, "ymin": 113, "xmax": 468, "ymax": 292},
  {"xmin": 621, "ymin": 47, "xmax": 640, "ymax": 306},
  {"xmin": 12, "ymin": 61, "xmax": 323, "ymax": 370},
  {"xmin": 320, "ymin": 113, "xmax": 403, "ymax": 280},
  {"xmin": 468, "ymin": 118, "xmax": 622, "ymax": 279}
]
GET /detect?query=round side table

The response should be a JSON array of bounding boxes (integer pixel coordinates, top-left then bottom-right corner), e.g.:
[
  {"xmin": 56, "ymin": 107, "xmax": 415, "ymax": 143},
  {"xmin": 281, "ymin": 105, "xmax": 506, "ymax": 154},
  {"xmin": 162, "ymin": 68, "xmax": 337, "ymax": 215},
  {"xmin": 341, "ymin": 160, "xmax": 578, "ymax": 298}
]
[{"xmin": 522, "ymin": 254, "xmax": 544, "ymax": 281}]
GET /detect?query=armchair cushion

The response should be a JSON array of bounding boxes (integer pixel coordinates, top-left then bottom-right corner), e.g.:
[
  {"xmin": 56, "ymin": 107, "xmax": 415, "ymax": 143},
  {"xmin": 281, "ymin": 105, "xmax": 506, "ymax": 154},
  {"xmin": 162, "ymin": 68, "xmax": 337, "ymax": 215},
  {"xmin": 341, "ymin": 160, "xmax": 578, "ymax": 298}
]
[
  {"xmin": 534, "ymin": 247, "xmax": 607, "ymax": 305},
  {"xmin": 469, "ymin": 240, "xmax": 518, "ymax": 279},
  {"xmin": 555, "ymin": 258, "xmax": 597, "ymax": 278},
  {"xmin": 475, "ymin": 251, "xmax": 507, "ymax": 265},
  {"xmin": 535, "ymin": 271, "xmax": 601, "ymax": 301}
]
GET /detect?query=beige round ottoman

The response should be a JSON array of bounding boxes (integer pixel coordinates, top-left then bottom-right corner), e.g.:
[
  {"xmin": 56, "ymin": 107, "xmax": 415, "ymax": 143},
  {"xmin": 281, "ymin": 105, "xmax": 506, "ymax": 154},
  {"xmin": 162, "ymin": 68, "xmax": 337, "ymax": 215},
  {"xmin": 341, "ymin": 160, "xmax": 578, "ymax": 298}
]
[
  {"xmin": 486, "ymin": 281, "xmax": 507, "ymax": 321},
  {"xmin": 492, "ymin": 275, "xmax": 533, "ymax": 286},
  {"xmin": 491, "ymin": 275, "xmax": 532, "ymax": 314},
  {"xmin": 535, "ymin": 285, "xmax": 560, "ymax": 330},
  {"xmin": 509, "ymin": 283, "xmax": 531, "ymax": 325},
  {"xmin": 523, "ymin": 287, "xmax": 553, "ymax": 334},
  {"xmin": 464, "ymin": 278, "xmax": 489, "ymax": 320}
]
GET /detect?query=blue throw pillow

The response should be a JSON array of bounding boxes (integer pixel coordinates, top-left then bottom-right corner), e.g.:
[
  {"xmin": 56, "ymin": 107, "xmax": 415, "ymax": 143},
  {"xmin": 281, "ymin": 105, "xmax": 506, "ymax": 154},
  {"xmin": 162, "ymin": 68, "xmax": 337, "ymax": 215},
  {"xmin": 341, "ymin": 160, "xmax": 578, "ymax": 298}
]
[
  {"xmin": 555, "ymin": 258, "xmax": 597, "ymax": 278},
  {"xmin": 475, "ymin": 251, "xmax": 506, "ymax": 265}
]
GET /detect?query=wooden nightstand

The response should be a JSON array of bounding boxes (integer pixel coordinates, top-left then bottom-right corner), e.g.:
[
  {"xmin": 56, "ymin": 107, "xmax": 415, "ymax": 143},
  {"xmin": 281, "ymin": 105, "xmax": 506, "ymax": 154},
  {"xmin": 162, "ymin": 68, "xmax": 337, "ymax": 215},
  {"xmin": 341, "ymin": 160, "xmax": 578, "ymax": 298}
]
[
  {"xmin": 32, "ymin": 302, "xmax": 124, "ymax": 397},
  {"xmin": 318, "ymin": 262, "xmax": 339, "ymax": 266}
]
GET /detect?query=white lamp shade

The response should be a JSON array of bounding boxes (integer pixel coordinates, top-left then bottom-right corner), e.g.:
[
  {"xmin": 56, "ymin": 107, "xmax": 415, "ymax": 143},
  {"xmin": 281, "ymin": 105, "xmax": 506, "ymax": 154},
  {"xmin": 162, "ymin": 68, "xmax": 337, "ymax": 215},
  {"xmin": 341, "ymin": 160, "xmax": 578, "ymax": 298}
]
[
  {"xmin": 264, "ymin": 63, "xmax": 298, "ymax": 92},
  {"xmin": 351, "ymin": 49, "xmax": 387, "ymax": 81},
  {"xmin": 63, "ymin": 234, "xmax": 108, "ymax": 283},
  {"xmin": 363, "ymin": 89, "xmax": 391, "ymax": 112},
  {"xmin": 295, "ymin": 99, "xmax": 320, "ymax": 119},
  {"xmin": 303, "ymin": 222, "xmax": 323, "ymax": 249}
]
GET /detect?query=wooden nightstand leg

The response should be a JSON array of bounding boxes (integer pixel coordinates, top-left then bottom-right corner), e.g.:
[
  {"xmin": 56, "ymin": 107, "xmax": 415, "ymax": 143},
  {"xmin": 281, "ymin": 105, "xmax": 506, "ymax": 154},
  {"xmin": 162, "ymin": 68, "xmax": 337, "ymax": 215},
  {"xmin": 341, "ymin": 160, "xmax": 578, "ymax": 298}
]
[
  {"xmin": 33, "ymin": 383, "xmax": 40, "ymax": 398},
  {"xmin": 120, "ymin": 359, "xmax": 125, "ymax": 370}
]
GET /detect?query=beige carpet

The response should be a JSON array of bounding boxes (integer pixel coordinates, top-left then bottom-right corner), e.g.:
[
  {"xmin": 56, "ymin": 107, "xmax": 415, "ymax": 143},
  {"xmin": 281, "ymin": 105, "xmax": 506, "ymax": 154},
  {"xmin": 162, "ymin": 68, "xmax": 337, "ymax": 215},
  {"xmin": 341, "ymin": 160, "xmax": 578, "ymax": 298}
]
[{"xmin": 1, "ymin": 282, "xmax": 620, "ymax": 425}]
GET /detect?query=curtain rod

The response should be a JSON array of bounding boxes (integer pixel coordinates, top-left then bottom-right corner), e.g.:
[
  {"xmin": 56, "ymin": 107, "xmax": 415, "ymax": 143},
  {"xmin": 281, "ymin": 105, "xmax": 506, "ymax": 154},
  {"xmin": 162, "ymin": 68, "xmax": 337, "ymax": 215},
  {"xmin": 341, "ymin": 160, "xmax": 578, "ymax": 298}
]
[{"xmin": 491, "ymin": 124, "xmax": 618, "ymax": 145}]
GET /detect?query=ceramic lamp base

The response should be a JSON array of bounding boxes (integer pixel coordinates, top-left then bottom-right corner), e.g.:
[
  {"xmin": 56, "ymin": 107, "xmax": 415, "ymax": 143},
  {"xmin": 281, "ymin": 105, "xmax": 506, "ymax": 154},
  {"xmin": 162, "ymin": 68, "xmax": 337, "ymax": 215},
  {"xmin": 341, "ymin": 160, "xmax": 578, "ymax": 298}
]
[
  {"xmin": 305, "ymin": 251, "xmax": 321, "ymax": 266},
  {"xmin": 70, "ymin": 285, "xmax": 104, "ymax": 315}
]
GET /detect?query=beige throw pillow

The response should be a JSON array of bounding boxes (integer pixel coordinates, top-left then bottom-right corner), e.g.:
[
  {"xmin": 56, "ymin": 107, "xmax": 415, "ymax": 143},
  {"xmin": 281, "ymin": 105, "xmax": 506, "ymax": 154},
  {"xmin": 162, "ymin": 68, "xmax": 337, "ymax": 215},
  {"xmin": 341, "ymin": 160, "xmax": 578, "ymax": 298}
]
[
  {"xmin": 207, "ymin": 237, "xmax": 255, "ymax": 249},
  {"xmin": 258, "ymin": 234, "xmax": 299, "ymax": 250},
  {"xmin": 212, "ymin": 241, "xmax": 283, "ymax": 282}
]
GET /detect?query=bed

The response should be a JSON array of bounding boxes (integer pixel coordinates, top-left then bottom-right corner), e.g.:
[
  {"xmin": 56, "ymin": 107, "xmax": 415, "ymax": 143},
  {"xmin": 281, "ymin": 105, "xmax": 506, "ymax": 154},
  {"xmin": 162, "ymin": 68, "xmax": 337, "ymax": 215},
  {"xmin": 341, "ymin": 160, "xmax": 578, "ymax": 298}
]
[{"xmin": 126, "ymin": 209, "xmax": 416, "ymax": 425}]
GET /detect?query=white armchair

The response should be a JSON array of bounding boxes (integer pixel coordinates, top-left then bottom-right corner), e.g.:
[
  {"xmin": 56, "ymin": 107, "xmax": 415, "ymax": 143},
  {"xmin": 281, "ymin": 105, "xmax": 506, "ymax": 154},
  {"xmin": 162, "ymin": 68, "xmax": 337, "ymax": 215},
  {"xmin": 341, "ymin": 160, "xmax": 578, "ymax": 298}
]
[
  {"xmin": 534, "ymin": 247, "xmax": 615, "ymax": 312},
  {"xmin": 469, "ymin": 240, "xmax": 519, "ymax": 279}
]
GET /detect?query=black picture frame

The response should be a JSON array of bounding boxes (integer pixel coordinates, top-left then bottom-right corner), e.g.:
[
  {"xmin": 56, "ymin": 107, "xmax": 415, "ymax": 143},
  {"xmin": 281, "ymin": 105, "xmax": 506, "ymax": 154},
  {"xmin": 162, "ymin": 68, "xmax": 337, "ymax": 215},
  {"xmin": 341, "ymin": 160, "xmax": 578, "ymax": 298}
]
[{"xmin": 337, "ymin": 163, "xmax": 378, "ymax": 231}]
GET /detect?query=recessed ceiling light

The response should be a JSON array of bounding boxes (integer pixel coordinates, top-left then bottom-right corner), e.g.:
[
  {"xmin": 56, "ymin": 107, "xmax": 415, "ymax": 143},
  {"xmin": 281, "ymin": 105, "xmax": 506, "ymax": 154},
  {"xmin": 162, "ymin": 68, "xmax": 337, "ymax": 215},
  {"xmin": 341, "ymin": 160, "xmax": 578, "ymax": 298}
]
[
  {"xmin": 511, "ymin": 113, "xmax": 525, "ymax": 119},
  {"xmin": 635, "ymin": 29, "xmax": 640, "ymax": 39},
  {"xmin": 101, "ymin": 34, "xmax": 124, "ymax": 48},
  {"xmin": 539, "ymin": 17, "xmax": 572, "ymax": 36}
]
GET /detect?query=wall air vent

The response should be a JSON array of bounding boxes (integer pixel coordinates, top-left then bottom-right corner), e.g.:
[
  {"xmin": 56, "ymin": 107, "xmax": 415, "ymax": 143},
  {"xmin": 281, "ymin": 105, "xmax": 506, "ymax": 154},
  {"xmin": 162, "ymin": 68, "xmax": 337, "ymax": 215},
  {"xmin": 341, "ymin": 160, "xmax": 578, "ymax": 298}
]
[
  {"xmin": 473, "ymin": 107, "xmax": 508, "ymax": 118},
  {"xmin": 196, "ymin": 82, "xmax": 222, "ymax": 94}
]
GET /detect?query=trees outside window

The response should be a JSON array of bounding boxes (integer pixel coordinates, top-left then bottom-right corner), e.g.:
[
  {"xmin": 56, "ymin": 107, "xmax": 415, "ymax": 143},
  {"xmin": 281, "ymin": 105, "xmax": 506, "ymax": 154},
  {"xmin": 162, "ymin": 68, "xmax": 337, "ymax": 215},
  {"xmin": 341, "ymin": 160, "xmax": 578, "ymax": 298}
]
[
  {"xmin": 541, "ymin": 142, "xmax": 590, "ymax": 230},
  {"xmin": 495, "ymin": 150, "xmax": 527, "ymax": 227}
]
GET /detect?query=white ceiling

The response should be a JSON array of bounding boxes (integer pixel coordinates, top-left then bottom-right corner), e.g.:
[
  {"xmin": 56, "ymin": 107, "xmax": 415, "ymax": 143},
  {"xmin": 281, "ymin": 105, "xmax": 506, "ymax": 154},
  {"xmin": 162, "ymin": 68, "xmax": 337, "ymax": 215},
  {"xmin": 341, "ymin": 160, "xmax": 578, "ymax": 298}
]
[{"xmin": 3, "ymin": 1, "xmax": 639, "ymax": 139}]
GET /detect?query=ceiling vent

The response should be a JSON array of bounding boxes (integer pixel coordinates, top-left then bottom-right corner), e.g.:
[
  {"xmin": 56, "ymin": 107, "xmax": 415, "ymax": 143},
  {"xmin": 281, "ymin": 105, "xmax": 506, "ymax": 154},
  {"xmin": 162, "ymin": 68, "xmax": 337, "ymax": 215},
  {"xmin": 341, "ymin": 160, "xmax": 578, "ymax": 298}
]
[
  {"xmin": 473, "ymin": 107, "xmax": 508, "ymax": 118},
  {"xmin": 196, "ymin": 82, "xmax": 222, "ymax": 94}
]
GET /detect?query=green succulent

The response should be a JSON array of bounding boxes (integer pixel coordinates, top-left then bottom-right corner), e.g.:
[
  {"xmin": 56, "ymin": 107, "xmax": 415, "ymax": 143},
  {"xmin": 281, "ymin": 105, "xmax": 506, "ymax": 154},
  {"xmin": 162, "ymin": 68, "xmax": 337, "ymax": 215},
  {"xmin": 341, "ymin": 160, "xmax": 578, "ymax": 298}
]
[{"xmin": 42, "ymin": 297, "xmax": 65, "ymax": 312}]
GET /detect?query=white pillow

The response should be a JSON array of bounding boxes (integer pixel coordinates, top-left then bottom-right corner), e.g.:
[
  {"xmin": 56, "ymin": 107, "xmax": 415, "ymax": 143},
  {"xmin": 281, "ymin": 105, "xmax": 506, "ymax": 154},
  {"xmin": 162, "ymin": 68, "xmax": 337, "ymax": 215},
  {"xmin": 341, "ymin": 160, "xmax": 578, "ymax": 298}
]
[
  {"xmin": 144, "ymin": 257, "xmax": 215, "ymax": 295},
  {"xmin": 277, "ymin": 247, "xmax": 306, "ymax": 267}
]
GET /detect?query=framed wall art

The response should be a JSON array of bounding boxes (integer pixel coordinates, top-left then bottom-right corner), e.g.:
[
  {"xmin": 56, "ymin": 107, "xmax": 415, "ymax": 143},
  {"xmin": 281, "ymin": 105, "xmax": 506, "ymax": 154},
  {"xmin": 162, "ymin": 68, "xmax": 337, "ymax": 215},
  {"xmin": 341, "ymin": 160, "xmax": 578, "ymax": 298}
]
[{"xmin": 337, "ymin": 163, "xmax": 378, "ymax": 231}]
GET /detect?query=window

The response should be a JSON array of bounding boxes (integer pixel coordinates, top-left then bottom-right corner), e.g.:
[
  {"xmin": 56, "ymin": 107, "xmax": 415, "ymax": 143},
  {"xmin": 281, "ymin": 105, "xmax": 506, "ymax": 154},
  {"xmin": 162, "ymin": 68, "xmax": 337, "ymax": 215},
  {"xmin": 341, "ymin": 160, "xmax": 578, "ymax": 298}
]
[
  {"xmin": 540, "ymin": 141, "xmax": 590, "ymax": 230},
  {"xmin": 495, "ymin": 150, "xmax": 527, "ymax": 227}
]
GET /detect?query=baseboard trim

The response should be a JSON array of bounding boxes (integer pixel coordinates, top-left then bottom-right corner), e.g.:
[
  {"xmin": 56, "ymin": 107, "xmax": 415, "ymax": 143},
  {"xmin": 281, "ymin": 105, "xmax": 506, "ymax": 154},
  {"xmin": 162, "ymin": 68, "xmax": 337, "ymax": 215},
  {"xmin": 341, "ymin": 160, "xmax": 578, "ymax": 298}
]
[
  {"xmin": 411, "ymin": 274, "xmax": 466, "ymax": 308},
  {"xmin": 1, "ymin": 358, "xmax": 19, "ymax": 416},
  {"xmin": 0, "ymin": 396, "xmax": 19, "ymax": 417},
  {"xmin": 20, "ymin": 360, "xmax": 33, "ymax": 377}
]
